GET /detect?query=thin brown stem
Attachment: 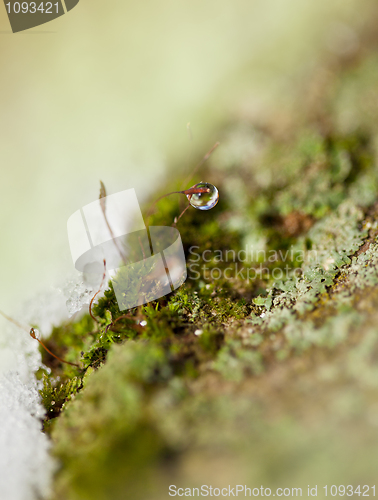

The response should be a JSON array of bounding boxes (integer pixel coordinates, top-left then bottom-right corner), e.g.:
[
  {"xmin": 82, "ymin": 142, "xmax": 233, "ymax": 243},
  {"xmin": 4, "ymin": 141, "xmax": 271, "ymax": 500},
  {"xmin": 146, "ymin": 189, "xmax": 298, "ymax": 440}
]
[
  {"xmin": 0, "ymin": 310, "xmax": 80, "ymax": 368},
  {"xmin": 30, "ymin": 328, "xmax": 80, "ymax": 368},
  {"xmin": 138, "ymin": 236, "xmax": 146, "ymax": 260},
  {"xmin": 145, "ymin": 186, "xmax": 210, "ymax": 223},
  {"xmin": 106, "ymin": 313, "xmax": 144, "ymax": 334},
  {"xmin": 89, "ymin": 259, "xmax": 107, "ymax": 323},
  {"xmin": 0, "ymin": 309, "xmax": 29, "ymax": 332},
  {"xmin": 99, "ymin": 181, "xmax": 128, "ymax": 264},
  {"xmin": 110, "ymin": 314, "xmax": 132, "ymax": 327},
  {"xmin": 172, "ymin": 203, "xmax": 191, "ymax": 227},
  {"xmin": 181, "ymin": 141, "xmax": 220, "ymax": 190}
]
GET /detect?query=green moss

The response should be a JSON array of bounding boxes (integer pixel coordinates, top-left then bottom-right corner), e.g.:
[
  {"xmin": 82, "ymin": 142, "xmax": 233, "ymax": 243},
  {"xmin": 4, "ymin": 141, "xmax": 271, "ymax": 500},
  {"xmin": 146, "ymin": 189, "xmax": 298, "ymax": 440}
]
[
  {"xmin": 51, "ymin": 342, "xmax": 176, "ymax": 500},
  {"xmin": 40, "ymin": 22, "xmax": 378, "ymax": 498},
  {"xmin": 40, "ymin": 314, "xmax": 94, "ymax": 375},
  {"xmin": 197, "ymin": 325, "xmax": 223, "ymax": 354},
  {"xmin": 39, "ymin": 374, "xmax": 82, "ymax": 430},
  {"xmin": 47, "ymin": 134, "xmax": 378, "ymax": 495},
  {"xmin": 213, "ymin": 339, "xmax": 264, "ymax": 382}
]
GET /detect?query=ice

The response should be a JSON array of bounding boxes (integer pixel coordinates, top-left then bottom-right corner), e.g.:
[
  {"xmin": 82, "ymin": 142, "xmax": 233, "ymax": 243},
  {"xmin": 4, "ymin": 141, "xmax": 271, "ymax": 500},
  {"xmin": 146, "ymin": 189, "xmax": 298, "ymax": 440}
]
[
  {"xmin": 0, "ymin": 288, "xmax": 66, "ymax": 500},
  {"xmin": 62, "ymin": 271, "xmax": 104, "ymax": 317},
  {"xmin": 0, "ymin": 372, "xmax": 55, "ymax": 500},
  {"xmin": 0, "ymin": 319, "xmax": 55, "ymax": 500},
  {"xmin": 0, "ymin": 274, "xmax": 105, "ymax": 500},
  {"xmin": 64, "ymin": 279, "xmax": 94, "ymax": 316}
]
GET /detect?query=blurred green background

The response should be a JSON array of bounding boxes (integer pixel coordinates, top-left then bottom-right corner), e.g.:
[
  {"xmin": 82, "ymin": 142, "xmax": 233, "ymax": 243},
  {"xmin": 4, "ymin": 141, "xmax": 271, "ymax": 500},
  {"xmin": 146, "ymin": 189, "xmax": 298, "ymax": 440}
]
[{"xmin": 0, "ymin": 0, "xmax": 372, "ymax": 314}]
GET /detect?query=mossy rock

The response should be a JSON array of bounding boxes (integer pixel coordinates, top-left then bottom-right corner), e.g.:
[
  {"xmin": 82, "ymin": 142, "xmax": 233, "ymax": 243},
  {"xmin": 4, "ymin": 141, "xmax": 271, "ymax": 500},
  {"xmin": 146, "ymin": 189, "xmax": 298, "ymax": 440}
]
[{"xmin": 38, "ymin": 11, "xmax": 378, "ymax": 499}]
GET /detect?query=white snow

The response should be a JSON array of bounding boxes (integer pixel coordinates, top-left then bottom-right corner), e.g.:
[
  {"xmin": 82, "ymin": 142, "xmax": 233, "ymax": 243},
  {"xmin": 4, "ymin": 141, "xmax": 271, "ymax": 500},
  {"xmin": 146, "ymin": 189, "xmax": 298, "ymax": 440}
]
[
  {"xmin": 0, "ymin": 372, "xmax": 54, "ymax": 500},
  {"xmin": 0, "ymin": 287, "xmax": 68, "ymax": 500}
]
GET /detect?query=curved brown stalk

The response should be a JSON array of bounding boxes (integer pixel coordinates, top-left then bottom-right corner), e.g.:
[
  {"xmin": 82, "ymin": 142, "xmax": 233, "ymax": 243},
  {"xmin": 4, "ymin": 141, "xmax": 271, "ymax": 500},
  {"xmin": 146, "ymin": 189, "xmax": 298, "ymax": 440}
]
[
  {"xmin": 105, "ymin": 313, "xmax": 132, "ymax": 333},
  {"xmin": 181, "ymin": 141, "xmax": 220, "ymax": 190},
  {"xmin": 30, "ymin": 328, "xmax": 80, "ymax": 368},
  {"xmin": 145, "ymin": 185, "xmax": 210, "ymax": 223},
  {"xmin": 89, "ymin": 259, "xmax": 107, "ymax": 323},
  {"xmin": 172, "ymin": 203, "xmax": 191, "ymax": 227},
  {"xmin": 0, "ymin": 309, "xmax": 80, "ymax": 368},
  {"xmin": 99, "ymin": 181, "xmax": 128, "ymax": 264}
]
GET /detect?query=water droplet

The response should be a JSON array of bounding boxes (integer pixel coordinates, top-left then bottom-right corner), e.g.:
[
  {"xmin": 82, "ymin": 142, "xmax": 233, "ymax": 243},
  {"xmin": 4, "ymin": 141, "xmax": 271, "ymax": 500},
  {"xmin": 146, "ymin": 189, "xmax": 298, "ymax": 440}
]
[
  {"xmin": 187, "ymin": 182, "xmax": 219, "ymax": 211},
  {"xmin": 31, "ymin": 328, "xmax": 40, "ymax": 340}
]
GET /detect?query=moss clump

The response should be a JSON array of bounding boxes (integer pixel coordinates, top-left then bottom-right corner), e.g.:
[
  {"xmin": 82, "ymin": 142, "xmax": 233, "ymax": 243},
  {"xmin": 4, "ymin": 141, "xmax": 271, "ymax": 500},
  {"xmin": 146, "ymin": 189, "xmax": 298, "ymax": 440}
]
[
  {"xmin": 51, "ymin": 342, "xmax": 177, "ymax": 500},
  {"xmin": 40, "ymin": 11, "xmax": 378, "ymax": 499},
  {"xmin": 213, "ymin": 339, "xmax": 264, "ymax": 382},
  {"xmin": 39, "ymin": 374, "xmax": 82, "ymax": 431}
]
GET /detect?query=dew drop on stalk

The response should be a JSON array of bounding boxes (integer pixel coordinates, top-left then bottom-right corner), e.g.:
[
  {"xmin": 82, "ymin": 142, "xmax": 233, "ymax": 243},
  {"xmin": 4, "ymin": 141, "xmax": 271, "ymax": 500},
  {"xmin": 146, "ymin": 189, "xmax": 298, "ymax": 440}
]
[{"xmin": 187, "ymin": 182, "xmax": 219, "ymax": 210}]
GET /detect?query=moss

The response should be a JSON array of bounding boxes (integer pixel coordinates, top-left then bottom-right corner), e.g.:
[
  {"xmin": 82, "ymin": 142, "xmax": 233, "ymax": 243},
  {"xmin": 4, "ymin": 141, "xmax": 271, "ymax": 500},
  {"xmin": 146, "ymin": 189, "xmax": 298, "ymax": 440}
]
[
  {"xmin": 39, "ymin": 374, "xmax": 82, "ymax": 431},
  {"xmin": 39, "ymin": 16, "xmax": 378, "ymax": 498},
  {"xmin": 51, "ymin": 342, "xmax": 176, "ymax": 500},
  {"xmin": 47, "ymin": 146, "xmax": 378, "ymax": 496},
  {"xmin": 197, "ymin": 325, "xmax": 223, "ymax": 355},
  {"xmin": 47, "ymin": 130, "xmax": 378, "ymax": 495},
  {"xmin": 213, "ymin": 339, "xmax": 264, "ymax": 382},
  {"xmin": 40, "ymin": 314, "xmax": 94, "ymax": 375}
]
